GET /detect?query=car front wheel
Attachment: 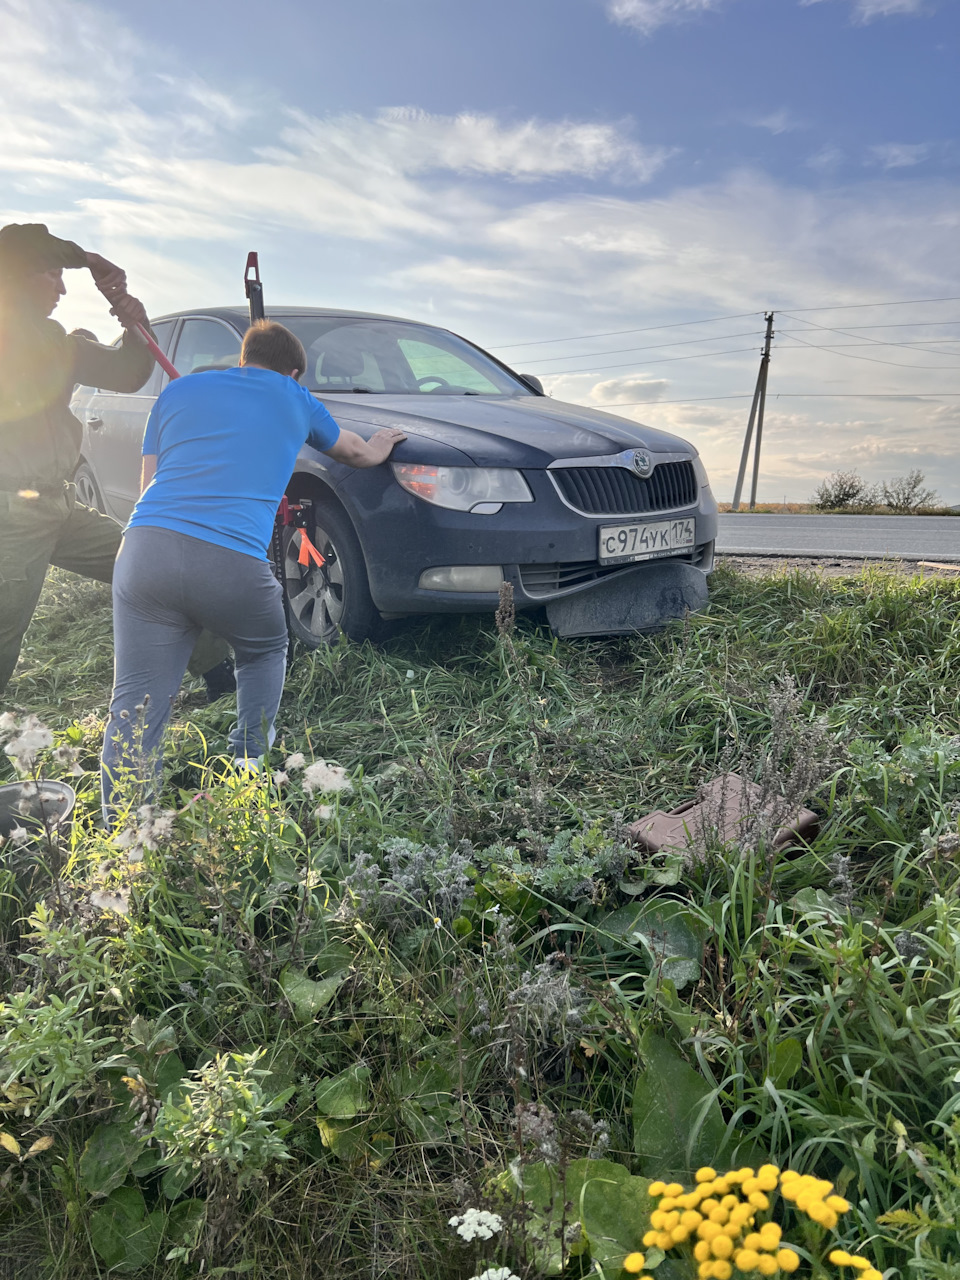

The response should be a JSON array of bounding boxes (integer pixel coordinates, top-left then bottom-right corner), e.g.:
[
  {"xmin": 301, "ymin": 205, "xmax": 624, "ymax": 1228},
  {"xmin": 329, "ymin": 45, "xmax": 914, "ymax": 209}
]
[{"xmin": 279, "ymin": 502, "xmax": 381, "ymax": 647}]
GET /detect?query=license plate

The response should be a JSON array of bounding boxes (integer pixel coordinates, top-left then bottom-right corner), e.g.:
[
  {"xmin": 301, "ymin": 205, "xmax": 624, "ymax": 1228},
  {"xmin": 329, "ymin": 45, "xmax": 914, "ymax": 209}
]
[{"xmin": 598, "ymin": 517, "xmax": 696, "ymax": 564}]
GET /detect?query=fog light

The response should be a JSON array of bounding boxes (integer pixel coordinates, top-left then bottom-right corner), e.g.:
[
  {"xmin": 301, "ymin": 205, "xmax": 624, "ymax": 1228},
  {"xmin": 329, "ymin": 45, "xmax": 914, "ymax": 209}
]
[{"xmin": 419, "ymin": 566, "xmax": 504, "ymax": 592}]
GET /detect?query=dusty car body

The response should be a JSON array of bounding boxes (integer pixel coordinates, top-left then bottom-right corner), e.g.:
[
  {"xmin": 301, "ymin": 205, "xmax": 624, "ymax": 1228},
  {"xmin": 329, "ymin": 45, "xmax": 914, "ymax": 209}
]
[{"xmin": 70, "ymin": 306, "xmax": 717, "ymax": 643}]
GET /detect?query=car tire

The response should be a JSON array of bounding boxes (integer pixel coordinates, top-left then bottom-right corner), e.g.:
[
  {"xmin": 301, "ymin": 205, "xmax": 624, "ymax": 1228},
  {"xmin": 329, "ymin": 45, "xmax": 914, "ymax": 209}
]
[
  {"xmin": 280, "ymin": 501, "xmax": 382, "ymax": 647},
  {"xmin": 73, "ymin": 460, "xmax": 105, "ymax": 514}
]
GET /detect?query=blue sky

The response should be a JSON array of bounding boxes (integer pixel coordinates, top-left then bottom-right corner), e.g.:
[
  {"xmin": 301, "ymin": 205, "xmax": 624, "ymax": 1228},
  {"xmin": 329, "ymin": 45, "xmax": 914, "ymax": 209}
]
[{"xmin": 2, "ymin": 0, "xmax": 958, "ymax": 500}]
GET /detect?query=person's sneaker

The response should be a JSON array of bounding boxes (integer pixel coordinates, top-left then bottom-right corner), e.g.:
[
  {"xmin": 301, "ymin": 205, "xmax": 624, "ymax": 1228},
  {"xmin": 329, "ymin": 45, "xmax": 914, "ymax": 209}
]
[
  {"xmin": 232, "ymin": 757, "xmax": 262, "ymax": 773},
  {"xmin": 202, "ymin": 659, "xmax": 236, "ymax": 703}
]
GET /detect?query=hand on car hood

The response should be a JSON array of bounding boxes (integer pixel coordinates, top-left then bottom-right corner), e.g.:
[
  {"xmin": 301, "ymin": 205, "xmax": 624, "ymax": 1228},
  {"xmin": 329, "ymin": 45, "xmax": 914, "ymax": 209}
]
[{"xmin": 317, "ymin": 393, "xmax": 692, "ymax": 467}]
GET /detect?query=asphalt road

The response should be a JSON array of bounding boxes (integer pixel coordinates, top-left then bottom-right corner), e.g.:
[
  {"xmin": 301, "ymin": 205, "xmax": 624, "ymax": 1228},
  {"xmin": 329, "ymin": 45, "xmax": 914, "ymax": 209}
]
[{"xmin": 716, "ymin": 514, "xmax": 960, "ymax": 562}]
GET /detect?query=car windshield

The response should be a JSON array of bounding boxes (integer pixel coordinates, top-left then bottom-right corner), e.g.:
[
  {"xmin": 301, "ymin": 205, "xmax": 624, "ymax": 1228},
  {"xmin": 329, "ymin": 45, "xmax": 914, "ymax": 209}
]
[{"xmin": 277, "ymin": 316, "xmax": 532, "ymax": 397}]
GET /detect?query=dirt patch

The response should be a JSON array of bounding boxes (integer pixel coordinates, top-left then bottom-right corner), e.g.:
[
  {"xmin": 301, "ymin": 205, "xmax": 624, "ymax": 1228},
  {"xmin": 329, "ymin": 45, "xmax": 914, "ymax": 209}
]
[{"xmin": 717, "ymin": 554, "xmax": 960, "ymax": 579}]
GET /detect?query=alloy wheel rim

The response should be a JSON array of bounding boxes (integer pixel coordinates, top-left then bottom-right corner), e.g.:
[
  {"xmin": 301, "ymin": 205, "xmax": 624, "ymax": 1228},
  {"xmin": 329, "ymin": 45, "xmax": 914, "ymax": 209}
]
[{"xmin": 283, "ymin": 526, "xmax": 345, "ymax": 639}]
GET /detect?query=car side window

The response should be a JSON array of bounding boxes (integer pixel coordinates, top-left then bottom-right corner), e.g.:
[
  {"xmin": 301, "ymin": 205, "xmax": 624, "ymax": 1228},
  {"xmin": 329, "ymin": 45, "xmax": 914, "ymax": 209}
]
[
  {"xmin": 172, "ymin": 318, "xmax": 242, "ymax": 376},
  {"xmin": 140, "ymin": 321, "xmax": 178, "ymax": 396}
]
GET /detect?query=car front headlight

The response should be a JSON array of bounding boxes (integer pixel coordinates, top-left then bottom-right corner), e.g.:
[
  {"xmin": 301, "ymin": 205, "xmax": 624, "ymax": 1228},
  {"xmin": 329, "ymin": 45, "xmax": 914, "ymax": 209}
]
[{"xmin": 391, "ymin": 464, "xmax": 533, "ymax": 512}]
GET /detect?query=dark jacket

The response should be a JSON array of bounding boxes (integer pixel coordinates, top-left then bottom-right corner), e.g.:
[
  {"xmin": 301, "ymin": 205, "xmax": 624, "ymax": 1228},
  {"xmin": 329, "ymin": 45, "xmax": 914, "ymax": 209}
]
[{"xmin": 0, "ymin": 317, "xmax": 155, "ymax": 492}]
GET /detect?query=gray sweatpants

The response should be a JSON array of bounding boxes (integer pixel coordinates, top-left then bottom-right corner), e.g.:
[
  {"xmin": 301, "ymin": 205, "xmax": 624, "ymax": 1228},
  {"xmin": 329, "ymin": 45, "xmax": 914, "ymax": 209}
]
[{"xmin": 101, "ymin": 526, "xmax": 287, "ymax": 819}]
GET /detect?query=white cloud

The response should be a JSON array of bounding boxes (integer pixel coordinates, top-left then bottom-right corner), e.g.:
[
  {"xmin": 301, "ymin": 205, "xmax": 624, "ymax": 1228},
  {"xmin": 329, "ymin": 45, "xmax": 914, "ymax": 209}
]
[
  {"xmin": 852, "ymin": 0, "xmax": 926, "ymax": 18},
  {"xmin": 604, "ymin": 0, "xmax": 724, "ymax": 36},
  {"xmin": 806, "ymin": 145, "xmax": 845, "ymax": 172},
  {"xmin": 591, "ymin": 377, "xmax": 670, "ymax": 402},
  {"xmin": 747, "ymin": 110, "xmax": 803, "ymax": 136},
  {"xmin": 867, "ymin": 142, "xmax": 932, "ymax": 169},
  {"xmin": 800, "ymin": 0, "xmax": 928, "ymax": 22},
  {"xmin": 1, "ymin": 0, "xmax": 958, "ymax": 501},
  {"xmin": 277, "ymin": 108, "xmax": 672, "ymax": 185}
]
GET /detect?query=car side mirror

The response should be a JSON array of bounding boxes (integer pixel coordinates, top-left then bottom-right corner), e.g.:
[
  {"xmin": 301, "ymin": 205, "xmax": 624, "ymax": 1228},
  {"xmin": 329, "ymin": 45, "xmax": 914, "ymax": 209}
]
[{"xmin": 519, "ymin": 373, "xmax": 544, "ymax": 394}]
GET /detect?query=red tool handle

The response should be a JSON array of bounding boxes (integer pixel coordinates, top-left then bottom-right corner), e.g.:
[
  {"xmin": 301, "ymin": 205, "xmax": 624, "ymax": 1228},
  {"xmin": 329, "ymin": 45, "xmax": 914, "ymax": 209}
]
[{"xmin": 135, "ymin": 322, "xmax": 179, "ymax": 380}]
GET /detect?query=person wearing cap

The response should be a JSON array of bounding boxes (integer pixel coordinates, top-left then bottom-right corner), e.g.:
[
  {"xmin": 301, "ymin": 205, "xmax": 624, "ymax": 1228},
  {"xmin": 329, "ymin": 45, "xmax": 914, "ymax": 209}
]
[{"xmin": 0, "ymin": 223, "xmax": 231, "ymax": 700}]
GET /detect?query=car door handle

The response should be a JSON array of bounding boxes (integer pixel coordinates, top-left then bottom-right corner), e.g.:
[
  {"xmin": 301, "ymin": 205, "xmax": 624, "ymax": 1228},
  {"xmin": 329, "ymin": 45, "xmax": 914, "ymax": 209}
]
[{"xmin": 86, "ymin": 415, "xmax": 103, "ymax": 429}]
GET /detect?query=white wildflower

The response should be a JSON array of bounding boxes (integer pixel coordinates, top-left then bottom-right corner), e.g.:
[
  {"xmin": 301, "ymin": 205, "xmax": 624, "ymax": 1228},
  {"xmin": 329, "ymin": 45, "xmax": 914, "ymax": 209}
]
[
  {"xmin": 315, "ymin": 804, "xmax": 334, "ymax": 820},
  {"xmin": 272, "ymin": 771, "xmax": 289, "ymax": 786},
  {"xmin": 405, "ymin": 669, "xmax": 415, "ymax": 680},
  {"xmin": 433, "ymin": 916, "xmax": 442, "ymax": 930},
  {"xmin": 449, "ymin": 1209, "xmax": 503, "ymax": 1242},
  {"xmin": 90, "ymin": 889, "xmax": 130, "ymax": 915},
  {"xmin": 470, "ymin": 1270, "xmax": 520, "ymax": 1280},
  {"xmin": 301, "ymin": 760, "xmax": 353, "ymax": 796},
  {"xmin": 0, "ymin": 712, "xmax": 18, "ymax": 735},
  {"xmin": 127, "ymin": 846, "xmax": 144, "ymax": 864},
  {"xmin": 4, "ymin": 723, "xmax": 54, "ymax": 769},
  {"xmin": 52, "ymin": 744, "xmax": 80, "ymax": 770},
  {"xmin": 284, "ymin": 752, "xmax": 306, "ymax": 771},
  {"xmin": 149, "ymin": 812, "xmax": 175, "ymax": 841},
  {"xmin": 7, "ymin": 825, "xmax": 29, "ymax": 845},
  {"xmin": 113, "ymin": 828, "xmax": 137, "ymax": 850},
  {"xmin": 137, "ymin": 804, "xmax": 155, "ymax": 823}
]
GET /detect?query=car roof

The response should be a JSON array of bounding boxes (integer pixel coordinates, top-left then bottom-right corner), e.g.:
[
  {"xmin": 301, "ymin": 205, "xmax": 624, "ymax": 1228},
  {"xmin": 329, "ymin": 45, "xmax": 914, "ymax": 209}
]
[{"xmin": 149, "ymin": 305, "xmax": 429, "ymax": 328}]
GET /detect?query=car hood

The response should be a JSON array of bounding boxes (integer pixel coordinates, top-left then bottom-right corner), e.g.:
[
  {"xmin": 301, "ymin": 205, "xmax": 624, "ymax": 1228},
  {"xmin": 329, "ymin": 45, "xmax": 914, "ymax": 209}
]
[{"xmin": 319, "ymin": 393, "xmax": 693, "ymax": 468}]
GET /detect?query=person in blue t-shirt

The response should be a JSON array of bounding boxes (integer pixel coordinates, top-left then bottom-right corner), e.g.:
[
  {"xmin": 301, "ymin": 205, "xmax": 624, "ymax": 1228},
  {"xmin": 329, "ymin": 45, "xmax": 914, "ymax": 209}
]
[{"xmin": 101, "ymin": 320, "xmax": 405, "ymax": 820}]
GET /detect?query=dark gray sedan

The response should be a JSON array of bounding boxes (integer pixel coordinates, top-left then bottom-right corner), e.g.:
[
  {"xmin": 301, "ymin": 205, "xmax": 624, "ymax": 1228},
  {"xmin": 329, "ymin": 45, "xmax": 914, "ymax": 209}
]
[{"xmin": 70, "ymin": 307, "xmax": 717, "ymax": 643}]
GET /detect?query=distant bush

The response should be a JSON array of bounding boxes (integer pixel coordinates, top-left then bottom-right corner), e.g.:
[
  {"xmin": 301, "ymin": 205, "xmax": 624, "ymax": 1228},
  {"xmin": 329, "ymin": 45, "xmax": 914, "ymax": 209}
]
[
  {"xmin": 813, "ymin": 469, "xmax": 878, "ymax": 511},
  {"xmin": 882, "ymin": 468, "xmax": 940, "ymax": 513},
  {"xmin": 813, "ymin": 467, "xmax": 941, "ymax": 513}
]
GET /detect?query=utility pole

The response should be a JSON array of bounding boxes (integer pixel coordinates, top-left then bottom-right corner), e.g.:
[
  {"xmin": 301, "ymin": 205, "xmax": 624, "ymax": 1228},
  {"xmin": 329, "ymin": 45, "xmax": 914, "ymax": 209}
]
[{"xmin": 731, "ymin": 312, "xmax": 775, "ymax": 511}]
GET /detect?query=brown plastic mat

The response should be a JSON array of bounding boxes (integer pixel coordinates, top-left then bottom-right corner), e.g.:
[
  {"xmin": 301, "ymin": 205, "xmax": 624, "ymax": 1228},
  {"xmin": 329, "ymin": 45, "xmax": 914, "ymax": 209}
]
[{"xmin": 627, "ymin": 772, "xmax": 818, "ymax": 864}]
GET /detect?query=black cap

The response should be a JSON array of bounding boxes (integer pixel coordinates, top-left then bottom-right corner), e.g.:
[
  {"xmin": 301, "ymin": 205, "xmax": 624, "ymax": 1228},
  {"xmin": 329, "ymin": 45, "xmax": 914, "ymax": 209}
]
[{"xmin": 0, "ymin": 223, "xmax": 87, "ymax": 282}]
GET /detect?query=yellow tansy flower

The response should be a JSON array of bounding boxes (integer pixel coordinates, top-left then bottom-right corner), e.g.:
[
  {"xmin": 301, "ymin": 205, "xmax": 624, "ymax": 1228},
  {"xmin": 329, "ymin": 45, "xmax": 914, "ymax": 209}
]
[
  {"xmin": 623, "ymin": 1252, "xmax": 646, "ymax": 1273},
  {"xmin": 777, "ymin": 1249, "xmax": 800, "ymax": 1273},
  {"xmin": 696, "ymin": 1168, "xmax": 718, "ymax": 1183},
  {"xmin": 711, "ymin": 1236, "xmax": 734, "ymax": 1259},
  {"xmin": 713, "ymin": 1263, "xmax": 733, "ymax": 1280},
  {"xmin": 736, "ymin": 1250, "xmax": 761, "ymax": 1271},
  {"xmin": 649, "ymin": 1181, "xmax": 667, "ymax": 1196},
  {"xmin": 756, "ymin": 1256, "xmax": 778, "ymax": 1276}
]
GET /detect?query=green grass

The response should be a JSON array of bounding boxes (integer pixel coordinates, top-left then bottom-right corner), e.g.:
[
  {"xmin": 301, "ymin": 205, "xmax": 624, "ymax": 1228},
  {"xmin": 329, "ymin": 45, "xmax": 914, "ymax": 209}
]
[{"xmin": 2, "ymin": 564, "xmax": 960, "ymax": 1279}]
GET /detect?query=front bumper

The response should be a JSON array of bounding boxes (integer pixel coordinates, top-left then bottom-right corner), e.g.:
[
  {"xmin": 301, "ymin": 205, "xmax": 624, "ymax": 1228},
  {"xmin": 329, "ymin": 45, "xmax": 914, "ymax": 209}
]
[{"xmin": 334, "ymin": 464, "xmax": 719, "ymax": 616}]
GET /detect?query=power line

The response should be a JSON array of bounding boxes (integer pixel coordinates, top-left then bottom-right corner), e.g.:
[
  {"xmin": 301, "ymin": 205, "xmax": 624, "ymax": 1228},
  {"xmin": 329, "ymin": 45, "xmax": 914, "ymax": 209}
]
[
  {"xmin": 594, "ymin": 392, "xmax": 960, "ymax": 409},
  {"xmin": 780, "ymin": 336, "xmax": 960, "ymax": 357},
  {"xmin": 781, "ymin": 319, "xmax": 960, "ymax": 332},
  {"xmin": 489, "ymin": 311, "xmax": 762, "ymax": 350},
  {"xmin": 491, "ymin": 298, "xmax": 960, "ymax": 354},
  {"xmin": 778, "ymin": 338, "xmax": 960, "ymax": 356},
  {"xmin": 780, "ymin": 313, "xmax": 959, "ymax": 352},
  {"xmin": 777, "ymin": 294, "xmax": 960, "ymax": 314},
  {"xmin": 536, "ymin": 346, "xmax": 760, "ymax": 377},
  {"xmin": 527, "ymin": 328, "xmax": 764, "ymax": 366},
  {"xmin": 777, "ymin": 330, "xmax": 960, "ymax": 371}
]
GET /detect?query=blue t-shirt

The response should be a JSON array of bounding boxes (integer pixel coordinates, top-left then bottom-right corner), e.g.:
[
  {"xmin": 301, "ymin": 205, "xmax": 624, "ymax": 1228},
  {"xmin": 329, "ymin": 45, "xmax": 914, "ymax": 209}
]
[{"xmin": 129, "ymin": 367, "xmax": 340, "ymax": 558}]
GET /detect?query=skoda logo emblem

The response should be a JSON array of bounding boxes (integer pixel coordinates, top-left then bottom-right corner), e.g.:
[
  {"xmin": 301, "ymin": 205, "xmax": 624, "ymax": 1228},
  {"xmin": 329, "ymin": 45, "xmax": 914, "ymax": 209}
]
[{"xmin": 631, "ymin": 450, "xmax": 653, "ymax": 477}]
